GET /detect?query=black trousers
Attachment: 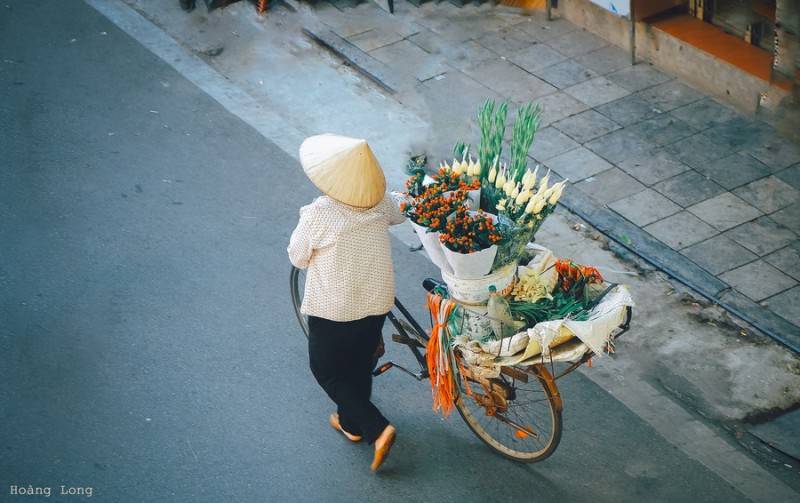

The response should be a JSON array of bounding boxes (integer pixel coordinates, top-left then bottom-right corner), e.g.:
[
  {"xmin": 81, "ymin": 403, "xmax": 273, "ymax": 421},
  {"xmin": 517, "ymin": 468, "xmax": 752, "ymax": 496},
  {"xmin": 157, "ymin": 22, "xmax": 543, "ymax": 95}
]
[{"xmin": 308, "ymin": 314, "xmax": 389, "ymax": 444}]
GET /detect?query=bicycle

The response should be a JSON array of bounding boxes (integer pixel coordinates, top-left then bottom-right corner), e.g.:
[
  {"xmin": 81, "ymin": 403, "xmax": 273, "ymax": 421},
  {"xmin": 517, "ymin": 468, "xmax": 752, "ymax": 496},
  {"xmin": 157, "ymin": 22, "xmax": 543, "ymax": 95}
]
[{"xmin": 290, "ymin": 266, "xmax": 632, "ymax": 463}]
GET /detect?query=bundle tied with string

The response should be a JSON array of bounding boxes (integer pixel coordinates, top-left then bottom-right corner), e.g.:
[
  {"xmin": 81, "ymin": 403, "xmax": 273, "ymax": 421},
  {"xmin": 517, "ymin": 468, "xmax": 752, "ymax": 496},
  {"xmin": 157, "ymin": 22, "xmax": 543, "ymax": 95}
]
[
  {"xmin": 449, "ymin": 245, "xmax": 635, "ymax": 379},
  {"xmin": 426, "ymin": 293, "xmax": 458, "ymax": 417}
]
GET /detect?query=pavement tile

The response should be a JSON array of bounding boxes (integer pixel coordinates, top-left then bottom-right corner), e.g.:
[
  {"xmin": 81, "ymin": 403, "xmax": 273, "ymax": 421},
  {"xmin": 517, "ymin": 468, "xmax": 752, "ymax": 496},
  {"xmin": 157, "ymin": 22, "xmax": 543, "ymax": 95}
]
[
  {"xmin": 459, "ymin": 9, "xmax": 529, "ymax": 34},
  {"xmin": 347, "ymin": 28, "xmax": 406, "ymax": 52},
  {"xmin": 418, "ymin": 70, "xmax": 501, "ymax": 125},
  {"xmin": 543, "ymin": 146, "xmax": 613, "ymax": 181},
  {"xmin": 463, "ymin": 58, "xmax": 557, "ymax": 102},
  {"xmin": 662, "ymin": 134, "xmax": 732, "ymax": 170},
  {"xmin": 669, "ymin": 98, "xmax": 739, "ymax": 131},
  {"xmin": 316, "ymin": 4, "xmax": 385, "ymax": 37},
  {"xmin": 720, "ymin": 260, "xmax": 797, "ymax": 302},
  {"xmin": 564, "ymin": 76, "xmax": 630, "ymax": 108},
  {"xmin": 618, "ymin": 149, "xmax": 691, "ymax": 185},
  {"xmin": 681, "ymin": 235, "xmax": 758, "ymax": 275},
  {"xmin": 763, "ymin": 286, "xmax": 800, "ymax": 325},
  {"xmin": 652, "ymin": 170, "xmax": 726, "ymax": 207},
  {"xmin": 584, "ymin": 128, "xmax": 654, "ymax": 164},
  {"xmin": 369, "ymin": 40, "xmax": 449, "ymax": 81},
  {"xmin": 552, "ymin": 109, "xmax": 621, "ymax": 144},
  {"xmin": 764, "ymin": 242, "xmax": 800, "ymax": 281},
  {"xmin": 744, "ymin": 136, "xmax": 800, "ymax": 171},
  {"xmin": 573, "ymin": 45, "xmax": 631, "ymax": 75},
  {"xmin": 724, "ymin": 216, "xmax": 797, "ymax": 256},
  {"xmin": 476, "ymin": 28, "xmax": 535, "ymax": 57},
  {"xmin": 702, "ymin": 116, "xmax": 774, "ymax": 151},
  {"xmin": 636, "ymin": 80, "xmax": 705, "ymax": 112},
  {"xmin": 535, "ymin": 91, "xmax": 590, "ymax": 127},
  {"xmin": 605, "ymin": 64, "xmax": 672, "ymax": 92},
  {"xmin": 771, "ymin": 202, "xmax": 800, "ymax": 233},
  {"xmin": 594, "ymin": 94, "xmax": 662, "ymax": 127},
  {"xmin": 508, "ymin": 43, "xmax": 567, "ymax": 73},
  {"xmin": 732, "ymin": 176, "xmax": 800, "ymax": 214},
  {"xmin": 548, "ymin": 29, "xmax": 608, "ymax": 57},
  {"xmin": 776, "ymin": 164, "xmax": 800, "ymax": 190},
  {"xmin": 688, "ymin": 192, "xmax": 762, "ymax": 231},
  {"xmin": 748, "ymin": 409, "xmax": 800, "ymax": 461},
  {"xmin": 644, "ymin": 211, "xmax": 718, "ymax": 249},
  {"xmin": 609, "ymin": 188, "xmax": 681, "ymax": 226},
  {"xmin": 532, "ymin": 59, "xmax": 599, "ymax": 89},
  {"xmin": 694, "ymin": 152, "xmax": 772, "ymax": 190},
  {"xmin": 408, "ymin": 32, "xmax": 495, "ymax": 71},
  {"xmin": 573, "ymin": 167, "xmax": 646, "ymax": 204},
  {"xmin": 628, "ymin": 114, "xmax": 695, "ymax": 147},
  {"xmin": 513, "ymin": 18, "xmax": 579, "ymax": 42},
  {"xmin": 529, "ymin": 126, "xmax": 580, "ymax": 161}
]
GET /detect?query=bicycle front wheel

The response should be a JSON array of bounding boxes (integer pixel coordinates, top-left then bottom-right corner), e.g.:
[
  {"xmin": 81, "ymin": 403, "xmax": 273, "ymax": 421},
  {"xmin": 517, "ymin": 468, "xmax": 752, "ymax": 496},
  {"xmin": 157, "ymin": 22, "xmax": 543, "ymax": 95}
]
[
  {"xmin": 455, "ymin": 364, "xmax": 563, "ymax": 463},
  {"xmin": 289, "ymin": 266, "xmax": 309, "ymax": 338}
]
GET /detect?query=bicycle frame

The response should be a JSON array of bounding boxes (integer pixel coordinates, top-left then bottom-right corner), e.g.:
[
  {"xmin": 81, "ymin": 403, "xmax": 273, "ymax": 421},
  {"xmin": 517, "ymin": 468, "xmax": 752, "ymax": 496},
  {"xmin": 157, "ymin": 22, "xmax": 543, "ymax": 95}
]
[{"xmin": 372, "ymin": 299, "xmax": 430, "ymax": 381}]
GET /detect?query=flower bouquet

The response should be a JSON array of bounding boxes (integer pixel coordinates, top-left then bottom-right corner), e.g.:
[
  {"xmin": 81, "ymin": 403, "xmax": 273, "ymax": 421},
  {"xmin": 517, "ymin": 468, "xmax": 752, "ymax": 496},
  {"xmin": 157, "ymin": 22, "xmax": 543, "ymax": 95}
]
[
  {"xmin": 402, "ymin": 184, "xmax": 467, "ymax": 273},
  {"xmin": 439, "ymin": 207, "xmax": 504, "ymax": 279}
]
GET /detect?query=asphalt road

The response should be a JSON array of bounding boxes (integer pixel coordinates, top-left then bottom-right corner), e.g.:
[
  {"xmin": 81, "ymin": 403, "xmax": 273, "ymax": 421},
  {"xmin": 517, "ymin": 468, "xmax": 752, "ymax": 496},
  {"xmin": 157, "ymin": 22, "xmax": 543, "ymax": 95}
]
[{"xmin": 0, "ymin": 1, "xmax": 757, "ymax": 502}]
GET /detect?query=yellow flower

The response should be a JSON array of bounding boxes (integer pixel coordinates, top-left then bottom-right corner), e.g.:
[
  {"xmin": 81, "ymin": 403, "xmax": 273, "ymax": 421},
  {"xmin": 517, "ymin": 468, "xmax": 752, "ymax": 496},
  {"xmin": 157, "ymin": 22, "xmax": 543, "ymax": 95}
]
[
  {"xmin": 495, "ymin": 171, "xmax": 506, "ymax": 190},
  {"xmin": 523, "ymin": 166, "xmax": 539, "ymax": 191},
  {"xmin": 524, "ymin": 194, "xmax": 541, "ymax": 214},
  {"xmin": 503, "ymin": 180, "xmax": 515, "ymax": 196},
  {"xmin": 510, "ymin": 184, "xmax": 520, "ymax": 199},
  {"xmin": 515, "ymin": 190, "xmax": 531, "ymax": 205},
  {"xmin": 538, "ymin": 170, "xmax": 550, "ymax": 193},
  {"xmin": 548, "ymin": 181, "xmax": 565, "ymax": 205},
  {"xmin": 472, "ymin": 160, "xmax": 482, "ymax": 177},
  {"xmin": 533, "ymin": 196, "xmax": 547, "ymax": 214},
  {"xmin": 452, "ymin": 159, "xmax": 465, "ymax": 175},
  {"xmin": 487, "ymin": 166, "xmax": 497, "ymax": 183}
]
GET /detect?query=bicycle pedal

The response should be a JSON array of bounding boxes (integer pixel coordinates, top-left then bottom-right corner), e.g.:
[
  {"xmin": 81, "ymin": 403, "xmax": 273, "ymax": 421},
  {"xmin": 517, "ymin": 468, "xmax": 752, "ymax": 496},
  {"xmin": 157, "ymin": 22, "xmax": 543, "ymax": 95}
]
[{"xmin": 373, "ymin": 361, "xmax": 394, "ymax": 377}]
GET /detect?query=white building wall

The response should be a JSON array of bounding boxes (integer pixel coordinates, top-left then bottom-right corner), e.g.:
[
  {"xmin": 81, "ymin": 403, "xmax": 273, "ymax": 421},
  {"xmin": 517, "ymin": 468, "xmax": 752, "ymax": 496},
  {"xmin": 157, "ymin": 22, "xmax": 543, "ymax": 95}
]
[{"xmin": 588, "ymin": 0, "xmax": 630, "ymax": 16}]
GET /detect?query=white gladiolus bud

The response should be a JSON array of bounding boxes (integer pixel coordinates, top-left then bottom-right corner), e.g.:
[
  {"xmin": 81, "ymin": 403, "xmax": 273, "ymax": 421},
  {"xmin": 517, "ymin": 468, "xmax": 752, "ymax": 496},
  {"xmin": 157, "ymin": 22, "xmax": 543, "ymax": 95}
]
[
  {"xmin": 466, "ymin": 160, "xmax": 475, "ymax": 177},
  {"xmin": 510, "ymin": 184, "xmax": 520, "ymax": 199},
  {"xmin": 523, "ymin": 166, "xmax": 539, "ymax": 191},
  {"xmin": 515, "ymin": 190, "xmax": 531, "ymax": 205},
  {"xmin": 538, "ymin": 169, "xmax": 551, "ymax": 192},
  {"xmin": 452, "ymin": 160, "xmax": 464, "ymax": 175},
  {"xmin": 496, "ymin": 198, "xmax": 507, "ymax": 211},
  {"xmin": 533, "ymin": 196, "xmax": 547, "ymax": 214},
  {"xmin": 487, "ymin": 166, "xmax": 497, "ymax": 183},
  {"xmin": 473, "ymin": 160, "xmax": 482, "ymax": 177},
  {"xmin": 548, "ymin": 182, "xmax": 565, "ymax": 205},
  {"xmin": 524, "ymin": 194, "xmax": 541, "ymax": 214},
  {"xmin": 503, "ymin": 180, "xmax": 515, "ymax": 195},
  {"xmin": 495, "ymin": 171, "xmax": 506, "ymax": 189}
]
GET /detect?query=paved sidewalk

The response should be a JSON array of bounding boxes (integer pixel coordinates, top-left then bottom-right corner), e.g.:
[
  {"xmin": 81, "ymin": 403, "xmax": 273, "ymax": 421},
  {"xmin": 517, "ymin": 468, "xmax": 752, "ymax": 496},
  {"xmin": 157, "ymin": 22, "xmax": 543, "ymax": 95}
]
[{"xmin": 310, "ymin": 1, "xmax": 800, "ymax": 346}]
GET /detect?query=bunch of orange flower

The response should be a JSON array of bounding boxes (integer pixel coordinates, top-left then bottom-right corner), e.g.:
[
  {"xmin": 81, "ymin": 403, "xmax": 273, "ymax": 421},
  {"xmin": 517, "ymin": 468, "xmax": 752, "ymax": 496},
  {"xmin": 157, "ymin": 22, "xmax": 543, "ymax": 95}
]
[
  {"xmin": 438, "ymin": 207, "xmax": 504, "ymax": 254},
  {"xmin": 432, "ymin": 167, "xmax": 481, "ymax": 193},
  {"xmin": 554, "ymin": 259, "xmax": 604, "ymax": 296},
  {"xmin": 401, "ymin": 185, "xmax": 467, "ymax": 232}
]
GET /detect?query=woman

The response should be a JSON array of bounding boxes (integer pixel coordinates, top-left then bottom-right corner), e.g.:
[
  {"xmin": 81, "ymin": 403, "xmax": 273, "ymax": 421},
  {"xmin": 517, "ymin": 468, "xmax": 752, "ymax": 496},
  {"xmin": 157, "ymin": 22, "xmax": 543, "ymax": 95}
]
[{"xmin": 287, "ymin": 134, "xmax": 405, "ymax": 472}]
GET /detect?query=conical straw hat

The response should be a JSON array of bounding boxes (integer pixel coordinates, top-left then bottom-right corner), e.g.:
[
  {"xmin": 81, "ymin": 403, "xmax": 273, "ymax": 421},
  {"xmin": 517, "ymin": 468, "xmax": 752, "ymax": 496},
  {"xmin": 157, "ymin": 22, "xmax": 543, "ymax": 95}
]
[{"xmin": 299, "ymin": 134, "xmax": 386, "ymax": 209}]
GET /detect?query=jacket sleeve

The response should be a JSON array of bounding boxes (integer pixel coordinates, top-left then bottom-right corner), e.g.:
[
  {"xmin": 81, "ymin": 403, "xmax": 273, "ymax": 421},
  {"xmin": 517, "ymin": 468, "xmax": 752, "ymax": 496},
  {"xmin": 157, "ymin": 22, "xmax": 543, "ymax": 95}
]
[
  {"xmin": 385, "ymin": 191, "xmax": 407, "ymax": 226},
  {"xmin": 287, "ymin": 207, "xmax": 314, "ymax": 269}
]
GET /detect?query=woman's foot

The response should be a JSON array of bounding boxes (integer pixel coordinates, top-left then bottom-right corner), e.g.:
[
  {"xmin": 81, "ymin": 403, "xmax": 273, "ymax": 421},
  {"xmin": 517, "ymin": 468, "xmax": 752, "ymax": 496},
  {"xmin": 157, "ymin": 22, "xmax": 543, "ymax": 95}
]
[
  {"xmin": 329, "ymin": 413, "xmax": 362, "ymax": 442},
  {"xmin": 370, "ymin": 425, "xmax": 396, "ymax": 472}
]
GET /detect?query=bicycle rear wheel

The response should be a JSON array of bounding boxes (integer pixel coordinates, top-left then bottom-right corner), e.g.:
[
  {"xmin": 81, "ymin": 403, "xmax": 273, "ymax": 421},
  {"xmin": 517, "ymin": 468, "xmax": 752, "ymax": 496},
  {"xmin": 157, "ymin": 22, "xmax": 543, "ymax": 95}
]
[
  {"xmin": 455, "ymin": 364, "xmax": 563, "ymax": 463},
  {"xmin": 289, "ymin": 266, "xmax": 309, "ymax": 338}
]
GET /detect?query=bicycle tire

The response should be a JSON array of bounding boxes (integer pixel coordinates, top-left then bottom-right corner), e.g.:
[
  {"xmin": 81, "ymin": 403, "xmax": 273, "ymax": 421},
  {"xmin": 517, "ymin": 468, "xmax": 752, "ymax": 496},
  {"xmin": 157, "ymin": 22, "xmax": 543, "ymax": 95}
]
[
  {"xmin": 290, "ymin": 266, "xmax": 309, "ymax": 338},
  {"xmin": 454, "ymin": 366, "xmax": 563, "ymax": 463}
]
